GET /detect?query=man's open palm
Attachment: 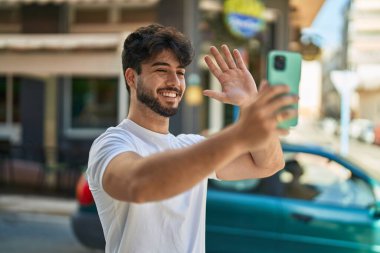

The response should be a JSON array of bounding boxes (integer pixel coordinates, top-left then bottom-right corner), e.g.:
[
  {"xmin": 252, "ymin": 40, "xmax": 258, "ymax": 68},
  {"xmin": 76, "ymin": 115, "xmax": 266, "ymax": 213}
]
[{"xmin": 203, "ymin": 45, "xmax": 258, "ymax": 107}]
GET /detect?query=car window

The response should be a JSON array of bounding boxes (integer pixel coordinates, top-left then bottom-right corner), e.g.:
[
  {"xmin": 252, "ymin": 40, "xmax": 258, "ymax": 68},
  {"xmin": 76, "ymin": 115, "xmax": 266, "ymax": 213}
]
[
  {"xmin": 209, "ymin": 174, "xmax": 284, "ymax": 197},
  {"xmin": 209, "ymin": 152, "xmax": 376, "ymax": 209},
  {"xmin": 282, "ymin": 153, "xmax": 376, "ymax": 209}
]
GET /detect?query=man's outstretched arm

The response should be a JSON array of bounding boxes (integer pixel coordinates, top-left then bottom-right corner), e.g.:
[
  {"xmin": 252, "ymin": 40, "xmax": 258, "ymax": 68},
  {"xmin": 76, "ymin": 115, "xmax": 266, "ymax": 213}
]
[{"xmin": 103, "ymin": 85, "xmax": 297, "ymax": 203}]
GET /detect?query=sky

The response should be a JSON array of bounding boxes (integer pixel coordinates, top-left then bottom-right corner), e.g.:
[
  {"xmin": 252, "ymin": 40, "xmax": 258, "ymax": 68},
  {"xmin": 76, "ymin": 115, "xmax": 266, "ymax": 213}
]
[{"xmin": 303, "ymin": 0, "xmax": 351, "ymax": 49}]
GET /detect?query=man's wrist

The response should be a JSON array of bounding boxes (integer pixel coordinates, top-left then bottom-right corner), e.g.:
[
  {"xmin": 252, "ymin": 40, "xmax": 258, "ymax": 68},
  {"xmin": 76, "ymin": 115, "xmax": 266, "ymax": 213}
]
[{"xmin": 238, "ymin": 91, "xmax": 257, "ymax": 109}]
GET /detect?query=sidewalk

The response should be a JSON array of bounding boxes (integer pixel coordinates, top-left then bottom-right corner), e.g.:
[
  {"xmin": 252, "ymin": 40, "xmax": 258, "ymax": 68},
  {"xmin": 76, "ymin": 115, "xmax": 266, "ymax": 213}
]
[{"xmin": 0, "ymin": 194, "xmax": 76, "ymax": 216}]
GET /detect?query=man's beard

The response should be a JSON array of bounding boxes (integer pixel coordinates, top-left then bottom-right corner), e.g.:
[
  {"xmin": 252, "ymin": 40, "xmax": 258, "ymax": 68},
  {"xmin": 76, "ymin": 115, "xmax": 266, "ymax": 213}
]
[{"xmin": 136, "ymin": 81, "xmax": 181, "ymax": 117}]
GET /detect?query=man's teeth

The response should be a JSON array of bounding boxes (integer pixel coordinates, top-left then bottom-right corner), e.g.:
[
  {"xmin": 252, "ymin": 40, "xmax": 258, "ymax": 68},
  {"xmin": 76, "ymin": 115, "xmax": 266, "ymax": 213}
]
[{"xmin": 162, "ymin": 92, "xmax": 177, "ymax": 98}]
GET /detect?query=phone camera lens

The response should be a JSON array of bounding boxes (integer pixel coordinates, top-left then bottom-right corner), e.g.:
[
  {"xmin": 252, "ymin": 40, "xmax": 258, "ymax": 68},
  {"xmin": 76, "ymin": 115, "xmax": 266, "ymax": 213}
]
[{"xmin": 274, "ymin": 55, "xmax": 286, "ymax": 70}]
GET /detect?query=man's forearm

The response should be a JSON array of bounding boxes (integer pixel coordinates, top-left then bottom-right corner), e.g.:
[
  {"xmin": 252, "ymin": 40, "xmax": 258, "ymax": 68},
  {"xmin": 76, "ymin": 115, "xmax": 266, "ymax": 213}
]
[
  {"xmin": 106, "ymin": 123, "xmax": 247, "ymax": 203},
  {"xmin": 239, "ymin": 98, "xmax": 285, "ymax": 175},
  {"xmin": 250, "ymin": 136, "xmax": 284, "ymax": 175},
  {"xmin": 249, "ymin": 135, "xmax": 285, "ymax": 174}
]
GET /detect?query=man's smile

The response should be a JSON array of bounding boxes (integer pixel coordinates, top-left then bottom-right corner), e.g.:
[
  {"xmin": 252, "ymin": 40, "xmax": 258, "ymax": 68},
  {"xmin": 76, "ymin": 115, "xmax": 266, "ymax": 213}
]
[
  {"xmin": 160, "ymin": 91, "xmax": 177, "ymax": 98},
  {"xmin": 157, "ymin": 88, "xmax": 182, "ymax": 101}
]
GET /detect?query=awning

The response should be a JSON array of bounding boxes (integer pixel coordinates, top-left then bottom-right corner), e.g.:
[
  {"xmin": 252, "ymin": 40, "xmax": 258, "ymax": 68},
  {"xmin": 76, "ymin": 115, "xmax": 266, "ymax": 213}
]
[
  {"xmin": 0, "ymin": 0, "xmax": 158, "ymax": 5},
  {"xmin": 0, "ymin": 52, "xmax": 121, "ymax": 76},
  {"xmin": 0, "ymin": 34, "xmax": 122, "ymax": 51},
  {"xmin": 290, "ymin": 0, "xmax": 325, "ymax": 28},
  {"xmin": 0, "ymin": 33, "xmax": 127, "ymax": 76}
]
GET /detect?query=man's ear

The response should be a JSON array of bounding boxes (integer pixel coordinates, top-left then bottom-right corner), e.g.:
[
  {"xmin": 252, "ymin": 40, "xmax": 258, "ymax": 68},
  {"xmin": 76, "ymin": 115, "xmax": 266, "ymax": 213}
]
[{"xmin": 125, "ymin": 68, "xmax": 137, "ymax": 90}]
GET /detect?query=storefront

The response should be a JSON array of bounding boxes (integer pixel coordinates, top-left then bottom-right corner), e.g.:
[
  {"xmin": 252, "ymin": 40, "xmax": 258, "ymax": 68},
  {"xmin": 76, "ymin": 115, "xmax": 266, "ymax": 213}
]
[
  {"xmin": 0, "ymin": 0, "xmax": 324, "ymax": 173},
  {"xmin": 0, "ymin": 0, "xmax": 157, "ymax": 170}
]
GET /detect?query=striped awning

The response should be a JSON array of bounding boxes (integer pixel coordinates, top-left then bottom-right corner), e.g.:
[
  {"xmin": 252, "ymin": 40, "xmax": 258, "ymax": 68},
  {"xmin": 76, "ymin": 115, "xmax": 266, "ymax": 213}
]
[
  {"xmin": 0, "ymin": 33, "xmax": 127, "ymax": 76},
  {"xmin": 0, "ymin": 0, "xmax": 158, "ymax": 5},
  {"xmin": 0, "ymin": 33, "xmax": 122, "ymax": 51}
]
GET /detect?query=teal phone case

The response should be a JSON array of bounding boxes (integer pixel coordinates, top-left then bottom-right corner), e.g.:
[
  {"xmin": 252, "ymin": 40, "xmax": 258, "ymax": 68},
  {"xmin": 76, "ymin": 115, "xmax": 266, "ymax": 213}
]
[{"xmin": 267, "ymin": 50, "xmax": 302, "ymax": 129}]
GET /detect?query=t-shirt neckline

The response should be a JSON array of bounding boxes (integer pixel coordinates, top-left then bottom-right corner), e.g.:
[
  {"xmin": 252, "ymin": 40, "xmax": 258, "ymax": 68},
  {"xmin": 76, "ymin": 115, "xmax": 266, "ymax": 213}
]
[{"xmin": 120, "ymin": 119, "xmax": 172, "ymax": 140}]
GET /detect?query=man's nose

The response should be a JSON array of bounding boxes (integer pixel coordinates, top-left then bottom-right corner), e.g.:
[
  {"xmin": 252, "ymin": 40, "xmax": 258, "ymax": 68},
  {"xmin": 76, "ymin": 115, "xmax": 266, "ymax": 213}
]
[{"xmin": 166, "ymin": 72, "xmax": 181, "ymax": 86}]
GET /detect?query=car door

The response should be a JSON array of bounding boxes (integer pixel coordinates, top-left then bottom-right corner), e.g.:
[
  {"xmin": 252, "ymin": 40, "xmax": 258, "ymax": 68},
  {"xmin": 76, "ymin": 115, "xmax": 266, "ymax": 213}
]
[
  {"xmin": 206, "ymin": 177, "xmax": 283, "ymax": 253},
  {"xmin": 278, "ymin": 152, "xmax": 379, "ymax": 253}
]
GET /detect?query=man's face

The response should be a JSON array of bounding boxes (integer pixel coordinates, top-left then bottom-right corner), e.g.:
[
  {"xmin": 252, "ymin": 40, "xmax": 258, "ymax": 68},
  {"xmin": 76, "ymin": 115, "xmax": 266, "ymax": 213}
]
[{"xmin": 136, "ymin": 50, "xmax": 186, "ymax": 117}]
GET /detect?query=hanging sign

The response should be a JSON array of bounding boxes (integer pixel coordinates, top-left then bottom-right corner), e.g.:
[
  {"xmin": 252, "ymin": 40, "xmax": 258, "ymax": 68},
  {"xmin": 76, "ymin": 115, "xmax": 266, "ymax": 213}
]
[{"xmin": 224, "ymin": 0, "xmax": 265, "ymax": 39}]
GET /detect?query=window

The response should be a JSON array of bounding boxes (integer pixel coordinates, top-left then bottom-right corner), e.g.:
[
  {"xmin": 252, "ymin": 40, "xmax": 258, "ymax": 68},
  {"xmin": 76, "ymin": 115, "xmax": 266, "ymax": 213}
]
[
  {"xmin": 281, "ymin": 153, "xmax": 376, "ymax": 209},
  {"xmin": 120, "ymin": 7, "xmax": 156, "ymax": 23},
  {"xmin": 0, "ymin": 76, "xmax": 21, "ymax": 124},
  {"xmin": 0, "ymin": 6, "xmax": 21, "ymax": 33},
  {"xmin": 209, "ymin": 151, "xmax": 376, "ymax": 209},
  {"xmin": 71, "ymin": 77, "xmax": 117, "ymax": 129},
  {"xmin": 74, "ymin": 8, "xmax": 109, "ymax": 24},
  {"xmin": 0, "ymin": 77, "xmax": 6, "ymax": 122},
  {"xmin": 68, "ymin": 77, "xmax": 118, "ymax": 131},
  {"xmin": 0, "ymin": 7, "xmax": 19, "ymax": 24},
  {"xmin": 0, "ymin": 76, "xmax": 21, "ymax": 143},
  {"xmin": 209, "ymin": 174, "xmax": 283, "ymax": 197},
  {"xmin": 210, "ymin": 179, "xmax": 260, "ymax": 193}
]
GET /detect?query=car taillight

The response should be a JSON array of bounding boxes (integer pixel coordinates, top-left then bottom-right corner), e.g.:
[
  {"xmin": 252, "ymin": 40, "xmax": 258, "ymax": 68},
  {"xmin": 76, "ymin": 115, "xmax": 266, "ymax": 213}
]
[{"xmin": 76, "ymin": 175, "xmax": 94, "ymax": 206}]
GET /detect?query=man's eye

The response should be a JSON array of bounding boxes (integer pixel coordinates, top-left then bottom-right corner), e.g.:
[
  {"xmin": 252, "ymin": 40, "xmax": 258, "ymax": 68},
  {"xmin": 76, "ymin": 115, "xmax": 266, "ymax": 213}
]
[
  {"xmin": 177, "ymin": 72, "xmax": 185, "ymax": 76},
  {"xmin": 156, "ymin": 69, "xmax": 167, "ymax": 73}
]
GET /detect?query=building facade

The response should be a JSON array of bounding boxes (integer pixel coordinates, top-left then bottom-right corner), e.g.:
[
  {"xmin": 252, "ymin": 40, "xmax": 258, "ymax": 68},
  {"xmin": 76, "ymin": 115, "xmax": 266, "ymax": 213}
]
[
  {"xmin": 348, "ymin": 0, "xmax": 380, "ymax": 123},
  {"xmin": 0, "ymin": 0, "xmax": 195, "ymax": 167},
  {"xmin": 0, "ymin": 0, "xmax": 319, "ymax": 176}
]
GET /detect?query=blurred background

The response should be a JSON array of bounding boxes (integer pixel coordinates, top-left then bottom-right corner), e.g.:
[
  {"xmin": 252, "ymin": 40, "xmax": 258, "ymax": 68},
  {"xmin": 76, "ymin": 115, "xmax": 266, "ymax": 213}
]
[{"xmin": 0, "ymin": 0, "xmax": 379, "ymax": 252}]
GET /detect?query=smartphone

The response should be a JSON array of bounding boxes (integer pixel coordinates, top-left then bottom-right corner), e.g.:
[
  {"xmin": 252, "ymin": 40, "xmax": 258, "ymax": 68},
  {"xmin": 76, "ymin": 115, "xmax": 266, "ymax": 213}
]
[{"xmin": 267, "ymin": 50, "xmax": 302, "ymax": 129}]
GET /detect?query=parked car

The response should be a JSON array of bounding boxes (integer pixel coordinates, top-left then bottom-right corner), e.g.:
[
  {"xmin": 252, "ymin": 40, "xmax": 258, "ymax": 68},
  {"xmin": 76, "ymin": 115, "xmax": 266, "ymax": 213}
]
[
  {"xmin": 319, "ymin": 117, "xmax": 338, "ymax": 136},
  {"xmin": 72, "ymin": 175, "xmax": 105, "ymax": 249},
  {"xmin": 72, "ymin": 143, "xmax": 380, "ymax": 252},
  {"xmin": 350, "ymin": 118, "xmax": 374, "ymax": 140},
  {"xmin": 359, "ymin": 124, "xmax": 375, "ymax": 144}
]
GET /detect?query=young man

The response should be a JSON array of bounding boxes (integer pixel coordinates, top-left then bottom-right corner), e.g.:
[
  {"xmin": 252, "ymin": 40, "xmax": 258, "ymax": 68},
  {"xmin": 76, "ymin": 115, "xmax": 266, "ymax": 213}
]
[{"xmin": 87, "ymin": 24, "xmax": 298, "ymax": 253}]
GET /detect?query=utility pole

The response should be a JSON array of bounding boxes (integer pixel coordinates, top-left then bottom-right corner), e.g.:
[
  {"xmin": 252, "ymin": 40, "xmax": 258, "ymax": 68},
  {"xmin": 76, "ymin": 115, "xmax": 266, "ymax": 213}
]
[{"xmin": 183, "ymin": 0, "xmax": 202, "ymax": 134}]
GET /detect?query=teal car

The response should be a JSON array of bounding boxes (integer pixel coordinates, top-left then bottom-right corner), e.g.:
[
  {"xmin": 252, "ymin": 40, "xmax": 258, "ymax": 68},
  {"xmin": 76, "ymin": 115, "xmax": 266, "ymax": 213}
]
[
  {"xmin": 206, "ymin": 143, "xmax": 380, "ymax": 253},
  {"xmin": 72, "ymin": 143, "xmax": 380, "ymax": 252}
]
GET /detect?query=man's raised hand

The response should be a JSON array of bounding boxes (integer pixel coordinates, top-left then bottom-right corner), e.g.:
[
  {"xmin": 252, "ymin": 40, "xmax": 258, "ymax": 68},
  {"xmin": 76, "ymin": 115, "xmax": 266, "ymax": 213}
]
[
  {"xmin": 203, "ymin": 45, "xmax": 258, "ymax": 107},
  {"xmin": 236, "ymin": 85, "xmax": 299, "ymax": 151}
]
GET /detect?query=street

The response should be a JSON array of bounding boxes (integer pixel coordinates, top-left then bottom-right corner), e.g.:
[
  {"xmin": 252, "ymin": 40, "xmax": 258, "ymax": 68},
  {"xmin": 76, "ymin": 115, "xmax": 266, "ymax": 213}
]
[{"xmin": 0, "ymin": 211, "xmax": 103, "ymax": 253}]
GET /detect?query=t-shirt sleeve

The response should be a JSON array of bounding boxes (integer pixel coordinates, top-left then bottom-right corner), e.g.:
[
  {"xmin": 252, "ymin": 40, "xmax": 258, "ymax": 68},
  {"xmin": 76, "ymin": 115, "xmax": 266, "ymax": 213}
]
[{"xmin": 86, "ymin": 130, "xmax": 137, "ymax": 191}]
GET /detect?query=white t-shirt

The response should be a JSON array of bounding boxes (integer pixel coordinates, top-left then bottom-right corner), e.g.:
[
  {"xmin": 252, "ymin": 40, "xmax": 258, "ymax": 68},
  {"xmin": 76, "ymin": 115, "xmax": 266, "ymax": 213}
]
[{"xmin": 87, "ymin": 119, "xmax": 215, "ymax": 253}]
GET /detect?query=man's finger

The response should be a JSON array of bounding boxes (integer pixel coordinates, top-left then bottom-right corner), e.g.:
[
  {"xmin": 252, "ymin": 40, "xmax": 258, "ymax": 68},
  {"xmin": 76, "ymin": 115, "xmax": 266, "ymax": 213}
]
[
  {"xmin": 221, "ymin": 45, "xmax": 237, "ymax": 69},
  {"xmin": 210, "ymin": 46, "xmax": 229, "ymax": 72},
  {"xmin": 204, "ymin": 55, "xmax": 223, "ymax": 78},
  {"xmin": 266, "ymin": 95, "xmax": 299, "ymax": 115},
  {"xmin": 255, "ymin": 85, "xmax": 290, "ymax": 106},
  {"xmin": 275, "ymin": 109, "xmax": 298, "ymax": 123},
  {"xmin": 233, "ymin": 49, "xmax": 247, "ymax": 70},
  {"xmin": 258, "ymin": 80, "xmax": 269, "ymax": 92},
  {"xmin": 203, "ymin": 90, "xmax": 227, "ymax": 103},
  {"xmin": 276, "ymin": 128, "xmax": 290, "ymax": 136}
]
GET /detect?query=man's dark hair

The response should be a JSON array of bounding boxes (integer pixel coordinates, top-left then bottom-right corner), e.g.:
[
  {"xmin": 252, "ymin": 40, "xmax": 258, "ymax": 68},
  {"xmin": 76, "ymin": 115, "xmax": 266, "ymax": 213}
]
[{"xmin": 122, "ymin": 24, "xmax": 194, "ymax": 94}]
